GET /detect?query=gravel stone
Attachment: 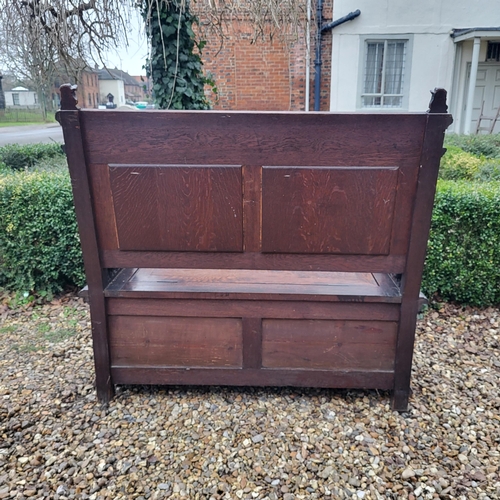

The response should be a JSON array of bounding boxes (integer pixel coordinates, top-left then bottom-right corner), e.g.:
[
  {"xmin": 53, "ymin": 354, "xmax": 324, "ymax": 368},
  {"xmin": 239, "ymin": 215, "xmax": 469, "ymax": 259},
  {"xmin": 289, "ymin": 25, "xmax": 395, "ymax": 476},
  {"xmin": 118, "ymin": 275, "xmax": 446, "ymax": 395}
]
[
  {"xmin": 402, "ymin": 468, "xmax": 416, "ymax": 480},
  {"xmin": 0, "ymin": 297, "xmax": 499, "ymax": 499}
]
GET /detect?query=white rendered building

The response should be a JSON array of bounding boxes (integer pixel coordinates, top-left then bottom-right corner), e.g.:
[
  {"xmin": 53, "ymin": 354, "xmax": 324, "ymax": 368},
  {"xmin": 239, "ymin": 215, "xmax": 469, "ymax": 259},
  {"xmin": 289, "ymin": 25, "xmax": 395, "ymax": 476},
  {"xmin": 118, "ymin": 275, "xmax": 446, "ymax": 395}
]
[{"xmin": 329, "ymin": 0, "xmax": 500, "ymax": 133}]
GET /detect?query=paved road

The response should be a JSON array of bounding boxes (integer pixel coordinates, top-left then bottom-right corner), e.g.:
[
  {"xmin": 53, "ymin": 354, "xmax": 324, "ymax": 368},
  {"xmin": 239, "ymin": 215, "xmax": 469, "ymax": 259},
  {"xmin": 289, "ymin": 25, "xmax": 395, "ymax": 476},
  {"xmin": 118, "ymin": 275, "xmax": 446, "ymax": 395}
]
[{"xmin": 0, "ymin": 123, "xmax": 64, "ymax": 146}]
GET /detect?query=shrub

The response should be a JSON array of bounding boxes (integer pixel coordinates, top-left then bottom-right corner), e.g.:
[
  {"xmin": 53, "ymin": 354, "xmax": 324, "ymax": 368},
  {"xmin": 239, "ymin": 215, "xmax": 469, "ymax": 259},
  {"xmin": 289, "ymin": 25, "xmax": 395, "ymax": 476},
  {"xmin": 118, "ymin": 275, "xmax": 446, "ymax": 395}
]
[
  {"xmin": 0, "ymin": 169, "xmax": 85, "ymax": 294},
  {"xmin": 422, "ymin": 181, "xmax": 500, "ymax": 306},
  {"xmin": 444, "ymin": 133, "xmax": 500, "ymax": 159},
  {"xmin": 439, "ymin": 145, "xmax": 482, "ymax": 180},
  {"xmin": 475, "ymin": 160, "xmax": 500, "ymax": 182},
  {"xmin": 0, "ymin": 143, "xmax": 64, "ymax": 171}
]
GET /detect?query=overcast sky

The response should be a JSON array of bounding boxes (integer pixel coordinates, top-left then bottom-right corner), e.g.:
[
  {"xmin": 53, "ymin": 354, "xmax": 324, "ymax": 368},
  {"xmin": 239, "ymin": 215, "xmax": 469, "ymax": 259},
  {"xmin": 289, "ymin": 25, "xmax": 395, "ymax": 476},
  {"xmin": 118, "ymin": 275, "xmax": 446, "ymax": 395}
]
[{"xmin": 103, "ymin": 15, "xmax": 148, "ymax": 76}]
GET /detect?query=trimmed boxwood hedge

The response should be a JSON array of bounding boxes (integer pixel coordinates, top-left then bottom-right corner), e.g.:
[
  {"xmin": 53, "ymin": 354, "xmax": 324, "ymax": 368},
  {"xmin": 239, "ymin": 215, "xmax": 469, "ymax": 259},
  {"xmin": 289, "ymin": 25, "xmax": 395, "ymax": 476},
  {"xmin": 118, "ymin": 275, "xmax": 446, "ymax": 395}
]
[
  {"xmin": 0, "ymin": 143, "xmax": 64, "ymax": 171},
  {"xmin": 0, "ymin": 168, "xmax": 85, "ymax": 294},
  {"xmin": 422, "ymin": 181, "xmax": 500, "ymax": 306},
  {"xmin": 439, "ymin": 144, "xmax": 500, "ymax": 182},
  {"xmin": 0, "ymin": 167, "xmax": 499, "ymax": 306}
]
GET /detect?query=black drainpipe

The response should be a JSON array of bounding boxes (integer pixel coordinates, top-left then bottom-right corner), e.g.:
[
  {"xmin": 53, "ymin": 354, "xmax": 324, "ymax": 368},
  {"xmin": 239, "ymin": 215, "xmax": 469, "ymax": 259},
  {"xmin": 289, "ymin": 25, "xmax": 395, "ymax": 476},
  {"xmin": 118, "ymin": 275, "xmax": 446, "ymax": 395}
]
[{"xmin": 314, "ymin": 8, "xmax": 361, "ymax": 111}]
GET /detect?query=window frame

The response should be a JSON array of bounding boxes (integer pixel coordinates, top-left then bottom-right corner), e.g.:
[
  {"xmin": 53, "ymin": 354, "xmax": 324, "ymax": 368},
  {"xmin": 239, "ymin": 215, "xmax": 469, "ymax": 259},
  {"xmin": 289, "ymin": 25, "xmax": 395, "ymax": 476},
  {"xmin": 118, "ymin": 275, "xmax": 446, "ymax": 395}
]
[
  {"xmin": 357, "ymin": 34, "xmax": 413, "ymax": 111},
  {"xmin": 12, "ymin": 93, "xmax": 20, "ymax": 106},
  {"xmin": 486, "ymin": 41, "xmax": 500, "ymax": 62}
]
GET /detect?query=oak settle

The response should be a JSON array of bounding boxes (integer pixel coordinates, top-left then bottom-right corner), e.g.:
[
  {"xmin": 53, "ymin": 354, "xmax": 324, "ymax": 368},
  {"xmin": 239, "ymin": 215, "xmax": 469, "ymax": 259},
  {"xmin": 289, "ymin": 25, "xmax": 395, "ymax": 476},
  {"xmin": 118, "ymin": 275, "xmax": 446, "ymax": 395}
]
[{"xmin": 57, "ymin": 85, "xmax": 452, "ymax": 411}]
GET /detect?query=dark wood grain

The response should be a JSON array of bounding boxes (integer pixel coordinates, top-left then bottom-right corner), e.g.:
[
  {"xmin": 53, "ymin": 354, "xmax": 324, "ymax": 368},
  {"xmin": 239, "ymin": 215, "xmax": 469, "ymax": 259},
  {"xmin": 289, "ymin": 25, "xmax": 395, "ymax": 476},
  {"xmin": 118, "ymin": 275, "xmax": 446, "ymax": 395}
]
[
  {"xmin": 262, "ymin": 319, "xmax": 397, "ymax": 370},
  {"xmin": 392, "ymin": 112, "xmax": 453, "ymax": 411},
  {"xmin": 101, "ymin": 251, "xmax": 407, "ymax": 273},
  {"xmin": 242, "ymin": 318, "xmax": 262, "ymax": 368},
  {"xmin": 57, "ymin": 110, "xmax": 113, "ymax": 402},
  {"xmin": 103, "ymin": 268, "xmax": 402, "ymax": 302},
  {"xmin": 111, "ymin": 366, "xmax": 395, "ymax": 390},
  {"xmin": 242, "ymin": 165, "xmax": 262, "ymax": 252},
  {"xmin": 262, "ymin": 167, "xmax": 398, "ymax": 254},
  {"xmin": 109, "ymin": 165, "xmax": 243, "ymax": 251},
  {"xmin": 106, "ymin": 299, "xmax": 401, "ymax": 321},
  {"xmin": 80, "ymin": 111, "xmax": 426, "ymax": 167},
  {"xmin": 82, "ymin": 112, "xmax": 425, "ymax": 262},
  {"xmin": 109, "ymin": 316, "xmax": 243, "ymax": 367},
  {"xmin": 87, "ymin": 163, "xmax": 119, "ymax": 251}
]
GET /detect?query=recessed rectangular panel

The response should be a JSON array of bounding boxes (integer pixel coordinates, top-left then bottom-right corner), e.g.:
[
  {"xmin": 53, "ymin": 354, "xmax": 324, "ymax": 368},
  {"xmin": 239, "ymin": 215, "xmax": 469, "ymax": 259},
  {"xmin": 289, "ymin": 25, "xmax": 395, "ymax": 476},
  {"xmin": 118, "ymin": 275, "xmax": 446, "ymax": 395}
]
[
  {"xmin": 109, "ymin": 165, "xmax": 243, "ymax": 251},
  {"xmin": 109, "ymin": 316, "xmax": 243, "ymax": 367},
  {"xmin": 262, "ymin": 319, "xmax": 397, "ymax": 370},
  {"xmin": 262, "ymin": 167, "xmax": 399, "ymax": 254}
]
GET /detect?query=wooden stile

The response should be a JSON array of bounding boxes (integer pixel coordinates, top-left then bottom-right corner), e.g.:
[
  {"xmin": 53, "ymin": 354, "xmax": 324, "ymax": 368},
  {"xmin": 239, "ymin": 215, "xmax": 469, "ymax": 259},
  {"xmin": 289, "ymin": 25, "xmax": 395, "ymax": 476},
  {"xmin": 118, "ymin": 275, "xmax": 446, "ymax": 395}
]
[{"xmin": 57, "ymin": 85, "xmax": 452, "ymax": 410}]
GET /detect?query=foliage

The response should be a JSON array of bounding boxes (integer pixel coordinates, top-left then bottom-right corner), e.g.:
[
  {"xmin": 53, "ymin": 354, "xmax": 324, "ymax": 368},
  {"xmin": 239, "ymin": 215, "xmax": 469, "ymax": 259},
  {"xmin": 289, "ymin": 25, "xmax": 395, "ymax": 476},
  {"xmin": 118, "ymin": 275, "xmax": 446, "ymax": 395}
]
[
  {"xmin": 439, "ymin": 145, "xmax": 482, "ymax": 180},
  {"xmin": 0, "ymin": 168, "xmax": 85, "ymax": 295},
  {"xmin": 0, "ymin": 143, "xmax": 64, "ymax": 171},
  {"xmin": 422, "ymin": 181, "xmax": 500, "ymax": 306},
  {"xmin": 30, "ymin": 154, "xmax": 69, "ymax": 173},
  {"xmin": 474, "ymin": 161, "xmax": 500, "ymax": 181},
  {"xmin": 143, "ymin": 0, "xmax": 216, "ymax": 110},
  {"xmin": 444, "ymin": 133, "xmax": 500, "ymax": 159},
  {"xmin": 439, "ymin": 137, "xmax": 500, "ymax": 182}
]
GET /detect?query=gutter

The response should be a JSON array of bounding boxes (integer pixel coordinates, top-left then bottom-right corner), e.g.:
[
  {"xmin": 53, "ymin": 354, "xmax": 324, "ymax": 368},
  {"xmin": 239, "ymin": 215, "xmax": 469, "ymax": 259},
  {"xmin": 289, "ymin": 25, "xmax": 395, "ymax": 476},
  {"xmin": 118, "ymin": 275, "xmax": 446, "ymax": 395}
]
[{"xmin": 314, "ymin": 8, "xmax": 360, "ymax": 111}]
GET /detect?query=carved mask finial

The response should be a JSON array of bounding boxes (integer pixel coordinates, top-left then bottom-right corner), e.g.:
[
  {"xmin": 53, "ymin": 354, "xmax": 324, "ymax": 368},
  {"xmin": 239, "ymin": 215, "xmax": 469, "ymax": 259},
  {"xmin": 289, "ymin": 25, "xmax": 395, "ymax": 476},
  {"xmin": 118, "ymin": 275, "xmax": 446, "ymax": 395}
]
[
  {"xmin": 59, "ymin": 84, "xmax": 79, "ymax": 111},
  {"xmin": 428, "ymin": 88, "xmax": 448, "ymax": 114}
]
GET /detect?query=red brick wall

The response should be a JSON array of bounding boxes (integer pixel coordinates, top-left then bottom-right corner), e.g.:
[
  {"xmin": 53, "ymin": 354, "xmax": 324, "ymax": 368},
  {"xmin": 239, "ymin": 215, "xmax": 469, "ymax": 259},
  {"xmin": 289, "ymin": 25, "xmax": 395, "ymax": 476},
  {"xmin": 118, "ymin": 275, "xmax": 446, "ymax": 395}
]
[
  {"xmin": 200, "ymin": 8, "xmax": 333, "ymax": 112},
  {"xmin": 131, "ymin": 76, "xmax": 151, "ymax": 101},
  {"xmin": 79, "ymin": 71, "xmax": 100, "ymax": 109}
]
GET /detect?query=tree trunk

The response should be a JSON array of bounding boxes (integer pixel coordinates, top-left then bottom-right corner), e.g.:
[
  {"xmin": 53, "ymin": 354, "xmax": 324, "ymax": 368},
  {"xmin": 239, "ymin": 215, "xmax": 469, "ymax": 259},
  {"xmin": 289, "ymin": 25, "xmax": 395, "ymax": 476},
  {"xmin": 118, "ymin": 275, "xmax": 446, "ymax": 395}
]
[{"xmin": 0, "ymin": 74, "xmax": 6, "ymax": 110}]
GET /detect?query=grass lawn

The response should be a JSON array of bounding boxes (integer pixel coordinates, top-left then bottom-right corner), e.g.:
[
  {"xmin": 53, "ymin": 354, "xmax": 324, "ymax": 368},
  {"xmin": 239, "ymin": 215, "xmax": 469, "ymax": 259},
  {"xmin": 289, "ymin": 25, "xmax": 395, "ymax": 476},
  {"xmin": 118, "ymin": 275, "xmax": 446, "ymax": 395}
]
[
  {"xmin": 0, "ymin": 109, "xmax": 56, "ymax": 126},
  {"xmin": 0, "ymin": 121, "xmax": 50, "ymax": 127}
]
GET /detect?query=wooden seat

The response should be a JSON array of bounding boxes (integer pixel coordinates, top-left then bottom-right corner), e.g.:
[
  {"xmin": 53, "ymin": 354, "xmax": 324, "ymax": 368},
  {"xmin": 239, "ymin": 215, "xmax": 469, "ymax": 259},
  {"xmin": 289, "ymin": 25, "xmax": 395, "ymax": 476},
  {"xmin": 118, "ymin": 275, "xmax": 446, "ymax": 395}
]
[
  {"xmin": 104, "ymin": 268, "xmax": 402, "ymax": 302},
  {"xmin": 57, "ymin": 84, "xmax": 452, "ymax": 411}
]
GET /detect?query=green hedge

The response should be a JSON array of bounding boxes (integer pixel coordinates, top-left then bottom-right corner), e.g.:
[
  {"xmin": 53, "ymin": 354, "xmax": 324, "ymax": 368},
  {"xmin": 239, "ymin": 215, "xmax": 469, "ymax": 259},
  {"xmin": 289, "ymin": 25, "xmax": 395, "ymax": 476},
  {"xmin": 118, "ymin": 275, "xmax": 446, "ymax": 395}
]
[
  {"xmin": 0, "ymin": 143, "xmax": 64, "ymax": 171},
  {"xmin": 0, "ymin": 169, "xmax": 85, "ymax": 294},
  {"xmin": 422, "ymin": 181, "xmax": 500, "ymax": 306},
  {"xmin": 440, "ymin": 145, "xmax": 500, "ymax": 182},
  {"xmin": 444, "ymin": 133, "xmax": 500, "ymax": 159},
  {"xmin": 0, "ymin": 167, "xmax": 499, "ymax": 306},
  {"xmin": 439, "ymin": 145, "xmax": 483, "ymax": 180}
]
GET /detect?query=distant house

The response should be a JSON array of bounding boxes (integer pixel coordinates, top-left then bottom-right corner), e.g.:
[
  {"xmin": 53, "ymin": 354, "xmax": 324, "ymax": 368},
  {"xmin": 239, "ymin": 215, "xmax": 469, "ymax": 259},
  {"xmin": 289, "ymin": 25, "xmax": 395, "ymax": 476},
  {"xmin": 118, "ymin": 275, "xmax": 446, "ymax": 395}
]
[
  {"xmin": 79, "ymin": 69, "xmax": 100, "ymax": 108},
  {"xmin": 96, "ymin": 69, "xmax": 144, "ymax": 105},
  {"xmin": 131, "ymin": 75, "xmax": 151, "ymax": 101},
  {"xmin": 4, "ymin": 86, "xmax": 38, "ymax": 107}
]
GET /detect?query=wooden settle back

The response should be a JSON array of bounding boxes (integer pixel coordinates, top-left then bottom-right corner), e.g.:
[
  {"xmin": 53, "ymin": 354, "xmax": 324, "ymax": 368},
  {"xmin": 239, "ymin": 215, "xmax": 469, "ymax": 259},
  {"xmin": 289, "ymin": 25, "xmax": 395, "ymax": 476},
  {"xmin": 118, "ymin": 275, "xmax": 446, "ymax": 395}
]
[{"xmin": 57, "ymin": 85, "xmax": 452, "ymax": 278}]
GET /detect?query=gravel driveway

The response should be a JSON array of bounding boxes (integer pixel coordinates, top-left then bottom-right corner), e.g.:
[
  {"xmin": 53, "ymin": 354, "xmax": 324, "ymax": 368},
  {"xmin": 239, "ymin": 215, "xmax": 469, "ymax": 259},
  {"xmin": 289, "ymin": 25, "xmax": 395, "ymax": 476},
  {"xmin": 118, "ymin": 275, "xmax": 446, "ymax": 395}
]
[{"xmin": 0, "ymin": 297, "xmax": 499, "ymax": 500}]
